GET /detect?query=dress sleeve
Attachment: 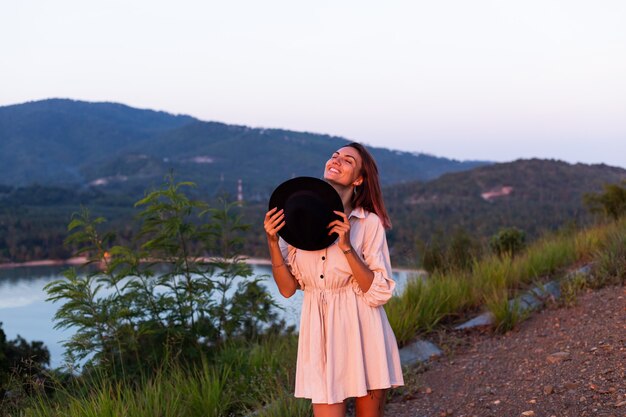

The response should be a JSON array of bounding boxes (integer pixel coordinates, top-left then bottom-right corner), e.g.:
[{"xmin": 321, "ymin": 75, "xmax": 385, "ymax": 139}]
[
  {"xmin": 350, "ymin": 214, "xmax": 395, "ymax": 307},
  {"xmin": 278, "ymin": 237, "xmax": 304, "ymax": 290}
]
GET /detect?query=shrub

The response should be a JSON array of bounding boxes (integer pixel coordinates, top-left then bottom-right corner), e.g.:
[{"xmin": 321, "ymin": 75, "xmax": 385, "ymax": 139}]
[
  {"xmin": 490, "ymin": 227, "xmax": 526, "ymax": 258},
  {"xmin": 418, "ymin": 228, "xmax": 482, "ymax": 273},
  {"xmin": 0, "ymin": 323, "xmax": 50, "ymax": 390},
  {"xmin": 44, "ymin": 177, "xmax": 280, "ymax": 378},
  {"xmin": 591, "ymin": 221, "xmax": 626, "ymax": 287},
  {"xmin": 584, "ymin": 180, "xmax": 626, "ymax": 220}
]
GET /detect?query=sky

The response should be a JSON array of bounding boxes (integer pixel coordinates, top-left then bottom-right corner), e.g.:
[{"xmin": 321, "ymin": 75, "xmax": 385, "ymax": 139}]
[{"xmin": 2, "ymin": 0, "xmax": 626, "ymax": 167}]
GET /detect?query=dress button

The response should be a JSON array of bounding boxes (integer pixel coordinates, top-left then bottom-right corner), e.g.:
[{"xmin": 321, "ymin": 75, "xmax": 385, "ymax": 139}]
[
  {"xmin": 322, "ymin": 256, "xmax": 326, "ymax": 260},
  {"xmin": 320, "ymin": 274, "xmax": 324, "ymax": 279}
]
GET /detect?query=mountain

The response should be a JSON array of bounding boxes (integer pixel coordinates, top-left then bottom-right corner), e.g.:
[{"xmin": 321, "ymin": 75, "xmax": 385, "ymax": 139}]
[
  {"xmin": 4, "ymin": 99, "xmax": 624, "ymax": 266},
  {"xmin": 383, "ymin": 159, "xmax": 626, "ymax": 262},
  {"xmin": 0, "ymin": 99, "xmax": 195, "ymax": 186},
  {"xmin": 0, "ymin": 99, "xmax": 487, "ymax": 196}
]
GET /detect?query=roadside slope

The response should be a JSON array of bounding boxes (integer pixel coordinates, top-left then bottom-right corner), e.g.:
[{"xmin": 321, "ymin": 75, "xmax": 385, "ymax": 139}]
[{"xmin": 387, "ymin": 284, "xmax": 626, "ymax": 417}]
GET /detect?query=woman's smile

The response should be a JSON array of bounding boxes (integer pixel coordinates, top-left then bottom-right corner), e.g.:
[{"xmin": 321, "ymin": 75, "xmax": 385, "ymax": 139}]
[{"xmin": 324, "ymin": 147, "xmax": 363, "ymax": 187}]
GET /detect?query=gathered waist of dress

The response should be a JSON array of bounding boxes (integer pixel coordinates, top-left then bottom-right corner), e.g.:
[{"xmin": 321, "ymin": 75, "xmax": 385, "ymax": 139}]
[{"xmin": 303, "ymin": 286, "xmax": 353, "ymax": 294}]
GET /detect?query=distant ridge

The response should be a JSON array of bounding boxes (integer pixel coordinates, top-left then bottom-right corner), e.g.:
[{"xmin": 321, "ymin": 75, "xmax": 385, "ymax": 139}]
[
  {"xmin": 0, "ymin": 99, "xmax": 196, "ymax": 186},
  {"xmin": 385, "ymin": 158, "xmax": 626, "ymax": 260},
  {"xmin": 1, "ymin": 100, "xmax": 626, "ymax": 264},
  {"xmin": 0, "ymin": 99, "xmax": 488, "ymax": 197}
]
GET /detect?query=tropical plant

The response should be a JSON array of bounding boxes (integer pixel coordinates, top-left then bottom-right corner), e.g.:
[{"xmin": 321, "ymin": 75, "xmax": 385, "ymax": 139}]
[{"xmin": 44, "ymin": 177, "xmax": 279, "ymax": 378}]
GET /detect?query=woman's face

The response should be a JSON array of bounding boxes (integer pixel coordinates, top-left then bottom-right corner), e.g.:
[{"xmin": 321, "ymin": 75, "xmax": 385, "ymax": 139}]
[{"xmin": 324, "ymin": 146, "xmax": 363, "ymax": 188}]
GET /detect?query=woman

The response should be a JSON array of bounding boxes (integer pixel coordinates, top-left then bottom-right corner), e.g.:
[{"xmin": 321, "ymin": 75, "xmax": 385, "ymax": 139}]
[{"xmin": 264, "ymin": 143, "xmax": 404, "ymax": 417}]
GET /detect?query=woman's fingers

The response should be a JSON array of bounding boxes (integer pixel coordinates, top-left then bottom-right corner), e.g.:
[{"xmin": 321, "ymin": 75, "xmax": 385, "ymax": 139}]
[
  {"xmin": 265, "ymin": 208, "xmax": 286, "ymax": 238},
  {"xmin": 328, "ymin": 213, "xmax": 350, "ymax": 249},
  {"xmin": 274, "ymin": 220, "xmax": 286, "ymax": 232},
  {"xmin": 266, "ymin": 207, "xmax": 283, "ymax": 221},
  {"xmin": 328, "ymin": 216, "xmax": 348, "ymax": 236},
  {"xmin": 265, "ymin": 209, "xmax": 283, "ymax": 226},
  {"xmin": 270, "ymin": 213, "xmax": 284, "ymax": 228},
  {"xmin": 333, "ymin": 210, "xmax": 348, "ymax": 221}
]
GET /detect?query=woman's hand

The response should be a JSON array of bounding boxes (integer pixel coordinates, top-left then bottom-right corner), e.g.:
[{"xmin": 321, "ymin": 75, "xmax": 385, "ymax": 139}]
[
  {"xmin": 264, "ymin": 207, "xmax": 285, "ymax": 243},
  {"xmin": 328, "ymin": 210, "xmax": 352, "ymax": 252}
]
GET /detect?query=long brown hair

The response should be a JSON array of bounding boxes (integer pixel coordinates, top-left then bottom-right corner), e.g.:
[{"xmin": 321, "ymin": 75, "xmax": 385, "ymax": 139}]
[{"xmin": 347, "ymin": 142, "xmax": 392, "ymax": 229}]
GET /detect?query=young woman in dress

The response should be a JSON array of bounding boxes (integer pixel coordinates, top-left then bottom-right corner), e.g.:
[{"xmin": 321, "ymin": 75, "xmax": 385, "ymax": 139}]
[{"xmin": 264, "ymin": 143, "xmax": 404, "ymax": 417}]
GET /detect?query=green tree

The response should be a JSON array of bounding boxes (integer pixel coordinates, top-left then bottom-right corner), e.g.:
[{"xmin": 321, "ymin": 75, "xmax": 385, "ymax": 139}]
[
  {"xmin": 0, "ymin": 322, "xmax": 50, "ymax": 390},
  {"xmin": 490, "ymin": 227, "xmax": 526, "ymax": 258},
  {"xmin": 417, "ymin": 228, "xmax": 482, "ymax": 273},
  {"xmin": 448, "ymin": 228, "xmax": 482, "ymax": 271},
  {"xmin": 45, "ymin": 177, "xmax": 279, "ymax": 378},
  {"xmin": 584, "ymin": 181, "xmax": 626, "ymax": 220}
]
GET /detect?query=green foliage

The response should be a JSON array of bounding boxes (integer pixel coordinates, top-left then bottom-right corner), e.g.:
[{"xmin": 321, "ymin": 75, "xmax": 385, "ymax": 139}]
[
  {"xmin": 418, "ymin": 228, "xmax": 482, "ymax": 273},
  {"xmin": 0, "ymin": 324, "xmax": 50, "ymax": 417},
  {"xmin": 490, "ymin": 227, "xmax": 526, "ymax": 258},
  {"xmin": 418, "ymin": 233, "xmax": 446, "ymax": 273},
  {"xmin": 590, "ymin": 219, "xmax": 626, "ymax": 286},
  {"xmin": 24, "ymin": 363, "xmax": 234, "ymax": 417},
  {"xmin": 559, "ymin": 272, "xmax": 589, "ymax": 307},
  {"xmin": 386, "ymin": 220, "xmax": 623, "ymax": 343},
  {"xmin": 19, "ymin": 336, "xmax": 300, "ymax": 417},
  {"xmin": 386, "ymin": 159, "xmax": 626, "ymax": 265},
  {"xmin": 584, "ymin": 180, "xmax": 626, "ymax": 220},
  {"xmin": 508, "ymin": 233, "xmax": 576, "ymax": 284},
  {"xmin": 0, "ymin": 322, "xmax": 50, "ymax": 390},
  {"xmin": 385, "ymin": 272, "xmax": 471, "ymax": 345},
  {"xmin": 485, "ymin": 292, "xmax": 526, "ymax": 334},
  {"xmin": 44, "ymin": 177, "xmax": 279, "ymax": 378},
  {"xmin": 0, "ymin": 199, "xmax": 136, "ymax": 263},
  {"xmin": 3, "ymin": 155, "xmax": 625, "ymax": 266}
]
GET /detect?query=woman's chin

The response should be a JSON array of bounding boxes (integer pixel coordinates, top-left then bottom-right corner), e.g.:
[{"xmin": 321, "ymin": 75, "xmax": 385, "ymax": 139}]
[{"xmin": 324, "ymin": 174, "xmax": 339, "ymax": 184}]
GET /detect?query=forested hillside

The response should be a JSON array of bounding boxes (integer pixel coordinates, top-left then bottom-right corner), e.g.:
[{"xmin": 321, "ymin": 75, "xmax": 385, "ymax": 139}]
[
  {"xmin": 2, "ymin": 99, "xmax": 624, "ymax": 265},
  {"xmin": 0, "ymin": 99, "xmax": 195, "ymax": 186},
  {"xmin": 384, "ymin": 159, "xmax": 626, "ymax": 262},
  {"xmin": 0, "ymin": 99, "xmax": 486, "ymax": 199}
]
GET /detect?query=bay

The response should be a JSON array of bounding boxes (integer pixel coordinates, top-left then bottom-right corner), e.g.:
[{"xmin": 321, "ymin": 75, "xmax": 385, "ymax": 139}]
[{"xmin": 0, "ymin": 264, "xmax": 418, "ymax": 368}]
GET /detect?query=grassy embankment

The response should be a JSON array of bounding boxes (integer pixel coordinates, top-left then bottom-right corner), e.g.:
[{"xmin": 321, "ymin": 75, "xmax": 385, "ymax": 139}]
[
  {"xmin": 10, "ymin": 219, "xmax": 625, "ymax": 417},
  {"xmin": 386, "ymin": 217, "xmax": 626, "ymax": 342}
]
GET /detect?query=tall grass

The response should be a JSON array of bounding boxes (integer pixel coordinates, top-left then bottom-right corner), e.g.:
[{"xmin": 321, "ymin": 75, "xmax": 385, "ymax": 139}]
[
  {"xmin": 386, "ymin": 219, "xmax": 625, "ymax": 343},
  {"xmin": 385, "ymin": 273, "xmax": 471, "ymax": 344},
  {"xmin": 590, "ymin": 221, "xmax": 626, "ymax": 287},
  {"xmin": 21, "ymin": 336, "xmax": 302, "ymax": 417},
  {"xmin": 484, "ymin": 291, "xmax": 526, "ymax": 334},
  {"xmin": 24, "ymin": 364, "xmax": 232, "ymax": 417}
]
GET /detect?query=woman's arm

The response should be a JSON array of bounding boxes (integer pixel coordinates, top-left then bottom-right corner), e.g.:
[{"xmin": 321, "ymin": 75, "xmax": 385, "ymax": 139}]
[
  {"xmin": 264, "ymin": 207, "xmax": 298, "ymax": 298},
  {"xmin": 342, "ymin": 246, "xmax": 374, "ymax": 293}
]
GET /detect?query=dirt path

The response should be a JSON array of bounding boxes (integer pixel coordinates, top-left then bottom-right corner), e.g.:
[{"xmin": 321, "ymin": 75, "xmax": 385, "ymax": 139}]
[{"xmin": 386, "ymin": 284, "xmax": 626, "ymax": 417}]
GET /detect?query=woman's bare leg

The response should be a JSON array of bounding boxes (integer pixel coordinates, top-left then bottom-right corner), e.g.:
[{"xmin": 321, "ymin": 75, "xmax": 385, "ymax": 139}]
[
  {"xmin": 354, "ymin": 389, "xmax": 386, "ymax": 417},
  {"xmin": 312, "ymin": 401, "xmax": 346, "ymax": 417}
]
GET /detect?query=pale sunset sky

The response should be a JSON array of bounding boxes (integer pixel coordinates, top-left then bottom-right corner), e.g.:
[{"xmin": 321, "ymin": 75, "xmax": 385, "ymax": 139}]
[{"xmin": 2, "ymin": 0, "xmax": 626, "ymax": 167}]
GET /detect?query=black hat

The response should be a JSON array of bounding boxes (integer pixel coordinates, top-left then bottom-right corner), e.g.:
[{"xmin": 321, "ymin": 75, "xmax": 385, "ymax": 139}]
[{"xmin": 269, "ymin": 177, "xmax": 344, "ymax": 251}]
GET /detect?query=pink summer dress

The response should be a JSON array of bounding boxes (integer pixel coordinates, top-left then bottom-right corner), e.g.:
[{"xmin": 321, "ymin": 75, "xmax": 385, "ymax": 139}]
[{"xmin": 279, "ymin": 207, "xmax": 404, "ymax": 404}]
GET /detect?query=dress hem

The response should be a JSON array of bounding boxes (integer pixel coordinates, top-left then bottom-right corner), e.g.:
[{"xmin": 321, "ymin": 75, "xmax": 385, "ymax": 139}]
[{"xmin": 295, "ymin": 382, "xmax": 405, "ymax": 405}]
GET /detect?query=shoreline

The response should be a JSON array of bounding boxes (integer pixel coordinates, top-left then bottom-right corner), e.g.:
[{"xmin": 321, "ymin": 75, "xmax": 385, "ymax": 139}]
[
  {"xmin": 0, "ymin": 256, "xmax": 422, "ymax": 274},
  {"xmin": 0, "ymin": 257, "xmax": 89, "ymax": 270},
  {"xmin": 0, "ymin": 256, "xmax": 273, "ymax": 270}
]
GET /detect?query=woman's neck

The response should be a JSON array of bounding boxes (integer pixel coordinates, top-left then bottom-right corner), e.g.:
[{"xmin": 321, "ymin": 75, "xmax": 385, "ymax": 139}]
[{"xmin": 330, "ymin": 182, "xmax": 354, "ymax": 215}]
